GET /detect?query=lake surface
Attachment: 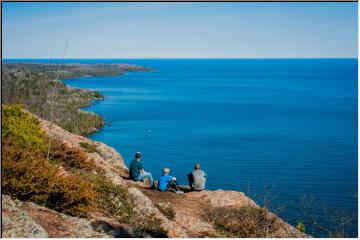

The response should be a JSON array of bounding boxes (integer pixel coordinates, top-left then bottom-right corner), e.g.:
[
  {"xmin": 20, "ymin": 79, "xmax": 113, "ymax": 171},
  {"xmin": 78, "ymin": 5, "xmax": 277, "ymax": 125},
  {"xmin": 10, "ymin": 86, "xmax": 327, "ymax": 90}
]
[{"xmin": 7, "ymin": 58, "xmax": 358, "ymax": 236}]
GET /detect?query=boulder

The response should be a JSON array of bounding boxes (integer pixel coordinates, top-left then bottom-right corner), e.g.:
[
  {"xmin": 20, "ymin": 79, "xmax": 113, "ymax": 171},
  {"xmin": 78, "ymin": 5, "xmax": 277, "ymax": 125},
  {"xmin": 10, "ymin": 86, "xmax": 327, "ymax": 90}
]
[
  {"xmin": 186, "ymin": 189, "xmax": 258, "ymax": 208},
  {"xmin": 88, "ymin": 212, "xmax": 135, "ymax": 237},
  {"xmin": 2, "ymin": 195, "xmax": 49, "ymax": 238},
  {"xmin": 127, "ymin": 188, "xmax": 188, "ymax": 238},
  {"xmin": 2, "ymin": 195, "xmax": 110, "ymax": 238}
]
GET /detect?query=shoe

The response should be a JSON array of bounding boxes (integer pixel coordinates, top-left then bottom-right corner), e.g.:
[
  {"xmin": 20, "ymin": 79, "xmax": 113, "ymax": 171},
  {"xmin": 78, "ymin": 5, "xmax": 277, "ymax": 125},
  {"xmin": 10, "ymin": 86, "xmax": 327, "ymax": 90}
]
[{"xmin": 174, "ymin": 190, "xmax": 184, "ymax": 194}]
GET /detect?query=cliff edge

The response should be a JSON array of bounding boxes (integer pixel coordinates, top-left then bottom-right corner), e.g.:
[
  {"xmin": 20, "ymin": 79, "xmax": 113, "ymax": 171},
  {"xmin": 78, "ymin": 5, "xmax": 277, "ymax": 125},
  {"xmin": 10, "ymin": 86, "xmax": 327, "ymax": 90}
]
[{"xmin": 2, "ymin": 110, "xmax": 307, "ymax": 238}]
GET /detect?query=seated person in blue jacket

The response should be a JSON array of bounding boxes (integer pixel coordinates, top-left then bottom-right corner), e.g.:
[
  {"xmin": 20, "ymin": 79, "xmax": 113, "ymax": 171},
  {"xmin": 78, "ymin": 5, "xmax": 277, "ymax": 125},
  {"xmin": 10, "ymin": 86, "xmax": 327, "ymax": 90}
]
[
  {"xmin": 158, "ymin": 168, "xmax": 184, "ymax": 194},
  {"xmin": 129, "ymin": 152, "xmax": 155, "ymax": 189}
]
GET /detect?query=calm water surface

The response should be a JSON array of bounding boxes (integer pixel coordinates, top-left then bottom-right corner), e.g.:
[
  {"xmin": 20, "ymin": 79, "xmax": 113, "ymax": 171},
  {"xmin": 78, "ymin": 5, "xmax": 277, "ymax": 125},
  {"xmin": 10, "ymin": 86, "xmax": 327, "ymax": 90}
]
[{"xmin": 7, "ymin": 59, "xmax": 358, "ymax": 236}]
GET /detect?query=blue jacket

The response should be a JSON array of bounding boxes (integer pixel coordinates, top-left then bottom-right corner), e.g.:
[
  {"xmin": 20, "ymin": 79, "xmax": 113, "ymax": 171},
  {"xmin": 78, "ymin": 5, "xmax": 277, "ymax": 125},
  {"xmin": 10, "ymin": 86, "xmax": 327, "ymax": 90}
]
[{"xmin": 158, "ymin": 174, "xmax": 173, "ymax": 191}]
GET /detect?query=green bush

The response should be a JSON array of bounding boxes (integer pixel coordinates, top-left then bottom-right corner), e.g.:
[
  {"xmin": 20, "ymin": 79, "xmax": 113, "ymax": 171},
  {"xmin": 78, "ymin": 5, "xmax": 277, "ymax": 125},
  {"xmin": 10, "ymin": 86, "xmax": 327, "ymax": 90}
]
[
  {"xmin": 79, "ymin": 141, "xmax": 101, "ymax": 154},
  {"xmin": 2, "ymin": 104, "xmax": 47, "ymax": 151},
  {"xmin": 91, "ymin": 175, "xmax": 135, "ymax": 223},
  {"xmin": 296, "ymin": 222, "xmax": 305, "ymax": 233}
]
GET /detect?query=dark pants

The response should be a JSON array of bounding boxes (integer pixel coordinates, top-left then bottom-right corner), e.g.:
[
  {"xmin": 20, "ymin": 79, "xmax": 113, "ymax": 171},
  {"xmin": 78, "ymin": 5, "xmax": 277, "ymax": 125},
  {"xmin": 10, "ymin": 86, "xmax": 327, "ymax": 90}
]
[
  {"xmin": 167, "ymin": 180, "xmax": 180, "ymax": 191},
  {"xmin": 188, "ymin": 173, "xmax": 194, "ymax": 190}
]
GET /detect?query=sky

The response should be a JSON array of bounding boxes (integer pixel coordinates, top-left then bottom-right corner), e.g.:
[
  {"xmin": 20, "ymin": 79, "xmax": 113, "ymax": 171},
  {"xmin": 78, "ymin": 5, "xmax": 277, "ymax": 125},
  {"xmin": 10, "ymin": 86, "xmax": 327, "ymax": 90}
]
[{"xmin": 2, "ymin": 2, "xmax": 358, "ymax": 59}]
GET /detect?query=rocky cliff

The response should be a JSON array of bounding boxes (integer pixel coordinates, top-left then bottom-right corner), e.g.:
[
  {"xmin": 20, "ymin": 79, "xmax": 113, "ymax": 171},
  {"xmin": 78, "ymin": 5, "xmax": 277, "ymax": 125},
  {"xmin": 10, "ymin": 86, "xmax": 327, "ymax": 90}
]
[{"xmin": 2, "ymin": 112, "xmax": 307, "ymax": 238}]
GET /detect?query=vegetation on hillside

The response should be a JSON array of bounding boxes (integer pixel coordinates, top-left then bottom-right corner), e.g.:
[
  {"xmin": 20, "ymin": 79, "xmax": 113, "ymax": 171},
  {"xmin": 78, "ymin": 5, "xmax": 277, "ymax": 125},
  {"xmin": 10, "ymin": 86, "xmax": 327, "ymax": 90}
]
[
  {"xmin": 205, "ymin": 206, "xmax": 279, "ymax": 237},
  {"xmin": 2, "ymin": 104, "xmax": 98, "ymax": 216},
  {"xmin": 155, "ymin": 202, "xmax": 176, "ymax": 220},
  {"xmin": 2, "ymin": 104, "xmax": 166, "ymax": 237},
  {"xmin": 91, "ymin": 175, "xmax": 135, "ymax": 223},
  {"xmin": 79, "ymin": 141, "xmax": 101, "ymax": 154},
  {"xmin": 2, "ymin": 63, "xmax": 150, "ymax": 135},
  {"xmin": 2, "ymin": 64, "xmax": 103, "ymax": 135},
  {"xmin": 3, "ymin": 62, "xmax": 151, "ymax": 79}
]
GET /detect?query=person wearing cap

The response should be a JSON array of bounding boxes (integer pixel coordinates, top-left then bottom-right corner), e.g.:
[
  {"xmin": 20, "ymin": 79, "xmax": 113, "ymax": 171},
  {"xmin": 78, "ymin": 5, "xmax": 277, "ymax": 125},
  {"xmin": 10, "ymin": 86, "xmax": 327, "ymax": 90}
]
[
  {"xmin": 129, "ymin": 152, "xmax": 155, "ymax": 188},
  {"xmin": 158, "ymin": 168, "xmax": 184, "ymax": 194},
  {"xmin": 188, "ymin": 163, "xmax": 207, "ymax": 191}
]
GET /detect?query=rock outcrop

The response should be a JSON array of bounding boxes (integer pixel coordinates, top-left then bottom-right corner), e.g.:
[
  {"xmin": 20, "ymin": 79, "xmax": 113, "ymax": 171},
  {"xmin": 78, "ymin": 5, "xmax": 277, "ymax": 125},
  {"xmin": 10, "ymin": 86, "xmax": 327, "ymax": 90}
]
[
  {"xmin": 2, "ymin": 114, "xmax": 308, "ymax": 238},
  {"xmin": 186, "ymin": 190, "xmax": 258, "ymax": 208},
  {"xmin": 39, "ymin": 115, "xmax": 129, "ymax": 186},
  {"xmin": 2, "ymin": 195, "xmax": 49, "ymax": 238},
  {"xmin": 2, "ymin": 195, "xmax": 109, "ymax": 238}
]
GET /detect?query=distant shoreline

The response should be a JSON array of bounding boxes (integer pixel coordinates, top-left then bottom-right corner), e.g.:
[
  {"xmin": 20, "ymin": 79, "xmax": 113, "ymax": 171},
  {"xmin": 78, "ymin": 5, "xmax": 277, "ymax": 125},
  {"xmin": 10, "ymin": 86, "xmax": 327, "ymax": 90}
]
[
  {"xmin": 3, "ymin": 57, "xmax": 358, "ymax": 61},
  {"xmin": 2, "ymin": 62, "xmax": 152, "ymax": 136},
  {"xmin": 61, "ymin": 63, "xmax": 152, "ymax": 135}
]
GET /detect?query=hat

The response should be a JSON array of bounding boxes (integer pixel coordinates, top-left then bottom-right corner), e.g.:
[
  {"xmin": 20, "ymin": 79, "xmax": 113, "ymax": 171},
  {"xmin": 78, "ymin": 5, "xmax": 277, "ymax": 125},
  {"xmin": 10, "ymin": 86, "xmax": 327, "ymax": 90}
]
[{"xmin": 135, "ymin": 152, "xmax": 141, "ymax": 159}]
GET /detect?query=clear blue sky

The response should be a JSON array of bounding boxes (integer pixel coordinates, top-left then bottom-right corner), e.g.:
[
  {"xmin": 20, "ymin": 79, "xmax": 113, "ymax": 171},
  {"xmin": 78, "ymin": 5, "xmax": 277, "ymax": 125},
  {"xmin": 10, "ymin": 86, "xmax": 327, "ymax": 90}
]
[{"xmin": 2, "ymin": 2, "xmax": 358, "ymax": 58}]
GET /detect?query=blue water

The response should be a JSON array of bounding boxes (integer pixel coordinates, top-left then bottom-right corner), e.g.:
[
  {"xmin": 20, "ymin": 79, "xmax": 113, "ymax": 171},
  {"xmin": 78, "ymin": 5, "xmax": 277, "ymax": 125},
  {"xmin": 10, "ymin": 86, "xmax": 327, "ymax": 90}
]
[{"xmin": 6, "ymin": 58, "xmax": 358, "ymax": 236}]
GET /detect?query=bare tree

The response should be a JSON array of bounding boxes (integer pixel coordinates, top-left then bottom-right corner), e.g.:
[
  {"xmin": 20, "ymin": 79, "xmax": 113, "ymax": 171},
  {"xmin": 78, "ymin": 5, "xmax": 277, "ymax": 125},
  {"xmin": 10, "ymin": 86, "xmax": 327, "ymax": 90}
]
[
  {"xmin": 47, "ymin": 36, "xmax": 71, "ymax": 161},
  {"xmin": 297, "ymin": 194, "xmax": 355, "ymax": 237}
]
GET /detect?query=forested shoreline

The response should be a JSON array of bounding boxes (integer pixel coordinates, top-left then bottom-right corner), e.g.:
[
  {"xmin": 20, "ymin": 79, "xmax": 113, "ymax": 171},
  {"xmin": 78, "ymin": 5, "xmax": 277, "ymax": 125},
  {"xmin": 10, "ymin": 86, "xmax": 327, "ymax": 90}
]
[{"xmin": 2, "ymin": 62, "xmax": 151, "ymax": 135}]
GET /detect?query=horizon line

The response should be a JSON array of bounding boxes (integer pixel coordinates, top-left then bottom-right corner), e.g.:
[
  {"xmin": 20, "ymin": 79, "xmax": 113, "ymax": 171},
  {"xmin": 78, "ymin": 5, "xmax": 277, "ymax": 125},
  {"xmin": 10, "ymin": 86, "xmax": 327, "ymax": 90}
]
[{"xmin": 3, "ymin": 57, "xmax": 358, "ymax": 60}]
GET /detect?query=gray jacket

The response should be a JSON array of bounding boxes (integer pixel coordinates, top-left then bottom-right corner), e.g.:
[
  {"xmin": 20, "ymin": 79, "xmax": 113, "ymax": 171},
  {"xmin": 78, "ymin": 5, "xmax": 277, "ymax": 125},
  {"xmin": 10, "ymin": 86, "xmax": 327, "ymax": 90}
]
[{"xmin": 190, "ymin": 170, "xmax": 207, "ymax": 191}]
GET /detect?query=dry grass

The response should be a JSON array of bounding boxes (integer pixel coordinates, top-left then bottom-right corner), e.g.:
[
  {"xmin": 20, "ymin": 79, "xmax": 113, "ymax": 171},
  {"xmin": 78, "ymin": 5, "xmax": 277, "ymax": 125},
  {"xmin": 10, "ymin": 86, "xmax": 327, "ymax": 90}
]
[
  {"xmin": 205, "ymin": 206, "xmax": 279, "ymax": 237},
  {"xmin": 155, "ymin": 202, "xmax": 176, "ymax": 220},
  {"xmin": 50, "ymin": 140, "xmax": 104, "ymax": 174},
  {"xmin": 130, "ymin": 212, "xmax": 168, "ymax": 237}
]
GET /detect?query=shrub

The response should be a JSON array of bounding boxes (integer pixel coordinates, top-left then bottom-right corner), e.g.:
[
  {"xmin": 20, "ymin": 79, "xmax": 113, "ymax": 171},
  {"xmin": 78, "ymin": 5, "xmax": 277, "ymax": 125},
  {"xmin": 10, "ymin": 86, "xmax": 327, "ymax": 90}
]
[
  {"xmin": 50, "ymin": 140, "xmax": 104, "ymax": 174},
  {"xmin": 205, "ymin": 206, "xmax": 279, "ymax": 237},
  {"xmin": 2, "ymin": 105, "xmax": 98, "ymax": 217},
  {"xmin": 2, "ymin": 139, "xmax": 98, "ymax": 217},
  {"xmin": 91, "ymin": 175, "xmax": 135, "ymax": 223},
  {"xmin": 131, "ymin": 212, "xmax": 168, "ymax": 237},
  {"xmin": 155, "ymin": 202, "xmax": 176, "ymax": 220},
  {"xmin": 87, "ymin": 175, "xmax": 168, "ymax": 237},
  {"xmin": 296, "ymin": 222, "xmax": 305, "ymax": 233},
  {"xmin": 79, "ymin": 141, "xmax": 101, "ymax": 154},
  {"xmin": 2, "ymin": 104, "xmax": 47, "ymax": 151}
]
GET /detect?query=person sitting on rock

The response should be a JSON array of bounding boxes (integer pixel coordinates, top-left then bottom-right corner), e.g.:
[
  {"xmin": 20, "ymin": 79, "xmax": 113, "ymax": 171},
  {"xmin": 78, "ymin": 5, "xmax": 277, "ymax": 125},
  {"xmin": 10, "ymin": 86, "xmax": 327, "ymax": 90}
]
[
  {"xmin": 129, "ymin": 152, "xmax": 155, "ymax": 189},
  {"xmin": 158, "ymin": 168, "xmax": 184, "ymax": 194},
  {"xmin": 188, "ymin": 163, "xmax": 207, "ymax": 191}
]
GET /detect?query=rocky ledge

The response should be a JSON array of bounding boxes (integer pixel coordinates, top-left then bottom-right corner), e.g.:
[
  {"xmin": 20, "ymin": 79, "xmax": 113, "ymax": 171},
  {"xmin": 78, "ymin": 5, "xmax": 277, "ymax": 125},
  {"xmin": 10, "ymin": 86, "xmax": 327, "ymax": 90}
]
[{"xmin": 2, "ymin": 114, "xmax": 307, "ymax": 238}]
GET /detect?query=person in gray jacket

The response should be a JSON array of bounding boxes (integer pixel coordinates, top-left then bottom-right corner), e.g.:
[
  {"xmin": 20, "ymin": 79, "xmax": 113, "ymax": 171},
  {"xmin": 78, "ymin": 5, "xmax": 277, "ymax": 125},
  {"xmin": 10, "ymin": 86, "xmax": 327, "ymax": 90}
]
[{"xmin": 188, "ymin": 163, "xmax": 207, "ymax": 191}]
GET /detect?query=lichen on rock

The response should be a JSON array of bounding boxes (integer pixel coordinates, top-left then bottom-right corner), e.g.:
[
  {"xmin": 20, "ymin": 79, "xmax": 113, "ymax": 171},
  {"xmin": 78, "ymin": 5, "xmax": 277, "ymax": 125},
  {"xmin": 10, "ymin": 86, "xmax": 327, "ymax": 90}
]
[{"xmin": 2, "ymin": 195, "xmax": 49, "ymax": 238}]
